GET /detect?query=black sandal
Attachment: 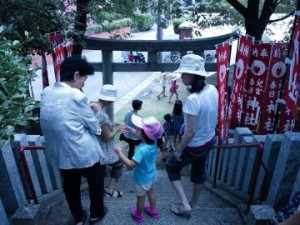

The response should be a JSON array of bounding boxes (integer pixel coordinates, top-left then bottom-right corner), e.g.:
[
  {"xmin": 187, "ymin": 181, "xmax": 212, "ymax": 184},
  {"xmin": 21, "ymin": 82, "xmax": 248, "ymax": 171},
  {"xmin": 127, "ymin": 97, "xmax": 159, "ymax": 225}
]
[
  {"xmin": 170, "ymin": 204, "xmax": 191, "ymax": 219},
  {"xmin": 104, "ymin": 187, "xmax": 123, "ymax": 197}
]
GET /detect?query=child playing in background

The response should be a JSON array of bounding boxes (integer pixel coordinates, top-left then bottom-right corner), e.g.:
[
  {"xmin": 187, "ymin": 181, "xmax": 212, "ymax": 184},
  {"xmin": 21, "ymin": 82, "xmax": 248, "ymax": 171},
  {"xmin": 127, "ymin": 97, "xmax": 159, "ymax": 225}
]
[
  {"xmin": 115, "ymin": 114, "xmax": 163, "ymax": 223},
  {"xmin": 172, "ymin": 100, "xmax": 184, "ymax": 146},
  {"xmin": 168, "ymin": 78, "xmax": 179, "ymax": 103},
  {"xmin": 163, "ymin": 113, "xmax": 175, "ymax": 153},
  {"xmin": 157, "ymin": 72, "xmax": 168, "ymax": 99}
]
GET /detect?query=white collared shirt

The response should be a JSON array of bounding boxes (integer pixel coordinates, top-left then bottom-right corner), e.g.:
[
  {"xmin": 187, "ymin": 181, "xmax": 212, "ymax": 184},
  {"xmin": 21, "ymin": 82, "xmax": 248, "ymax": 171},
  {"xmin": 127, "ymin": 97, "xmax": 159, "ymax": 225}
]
[{"xmin": 40, "ymin": 82, "xmax": 104, "ymax": 169}]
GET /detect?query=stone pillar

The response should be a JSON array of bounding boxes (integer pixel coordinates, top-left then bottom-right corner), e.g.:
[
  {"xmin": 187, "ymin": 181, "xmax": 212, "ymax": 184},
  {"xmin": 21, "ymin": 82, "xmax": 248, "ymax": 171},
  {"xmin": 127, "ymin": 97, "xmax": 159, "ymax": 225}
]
[
  {"xmin": 291, "ymin": 169, "xmax": 300, "ymax": 197},
  {"xmin": 226, "ymin": 127, "xmax": 253, "ymax": 187},
  {"xmin": 0, "ymin": 141, "xmax": 27, "ymax": 213},
  {"xmin": 27, "ymin": 135, "xmax": 53, "ymax": 194},
  {"xmin": 245, "ymin": 205, "xmax": 275, "ymax": 225},
  {"xmin": 266, "ymin": 132, "xmax": 300, "ymax": 210},
  {"xmin": 240, "ymin": 136, "xmax": 259, "ymax": 194},
  {"xmin": 40, "ymin": 137, "xmax": 62, "ymax": 189},
  {"xmin": 234, "ymin": 136, "xmax": 254, "ymax": 190},
  {"xmin": 254, "ymin": 134, "xmax": 284, "ymax": 200},
  {"xmin": 11, "ymin": 204, "xmax": 41, "ymax": 225},
  {"xmin": 250, "ymin": 135, "xmax": 266, "ymax": 199},
  {"xmin": 0, "ymin": 199, "xmax": 10, "ymax": 225},
  {"xmin": 11, "ymin": 134, "xmax": 42, "ymax": 201}
]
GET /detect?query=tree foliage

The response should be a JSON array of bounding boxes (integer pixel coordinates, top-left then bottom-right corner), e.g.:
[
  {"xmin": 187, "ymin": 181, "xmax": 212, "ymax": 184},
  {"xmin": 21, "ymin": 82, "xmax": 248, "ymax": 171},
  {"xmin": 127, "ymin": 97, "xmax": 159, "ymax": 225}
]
[
  {"xmin": 173, "ymin": 0, "xmax": 298, "ymax": 40},
  {"xmin": 0, "ymin": 26, "xmax": 40, "ymax": 145},
  {"xmin": 0, "ymin": 0, "xmax": 68, "ymax": 55}
]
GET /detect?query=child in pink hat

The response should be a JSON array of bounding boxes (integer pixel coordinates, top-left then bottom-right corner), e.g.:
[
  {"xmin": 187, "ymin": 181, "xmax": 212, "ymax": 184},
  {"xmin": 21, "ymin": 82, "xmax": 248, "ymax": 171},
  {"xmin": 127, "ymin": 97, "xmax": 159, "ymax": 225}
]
[{"xmin": 115, "ymin": 115, "xmax": 163, "ymax": 223}]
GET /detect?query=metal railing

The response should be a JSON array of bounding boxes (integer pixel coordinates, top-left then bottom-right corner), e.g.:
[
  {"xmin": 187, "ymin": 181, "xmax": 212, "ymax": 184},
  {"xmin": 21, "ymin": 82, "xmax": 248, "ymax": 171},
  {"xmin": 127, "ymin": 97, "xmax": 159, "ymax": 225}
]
[{"xmin": 18, "ymin": 145, "xmax": 45, "ymax": 204}]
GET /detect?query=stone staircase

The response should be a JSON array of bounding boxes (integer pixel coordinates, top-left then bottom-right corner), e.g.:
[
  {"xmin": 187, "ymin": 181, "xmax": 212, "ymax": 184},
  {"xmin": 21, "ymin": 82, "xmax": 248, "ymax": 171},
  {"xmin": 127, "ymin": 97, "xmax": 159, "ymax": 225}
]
[{"xmin": 42, "ymin": 169, "xmax": 246, "ymax": 225}]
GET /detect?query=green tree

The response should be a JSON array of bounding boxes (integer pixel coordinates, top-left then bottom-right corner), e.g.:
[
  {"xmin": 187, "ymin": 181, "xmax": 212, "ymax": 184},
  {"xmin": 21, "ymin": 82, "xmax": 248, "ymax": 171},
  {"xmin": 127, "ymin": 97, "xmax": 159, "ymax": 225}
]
[
  {"xmin": 224, "ymin": 0, "xmax": 297, "ymax": 40},
  {"xmin": 0, "ymin": 26, "xmax": 40, "ymax": 145},
  {"xmin": 0, "ymin": 0, "xmax": 67, "ymax": 55},
  {"xmin": 188, "ymin": 0, "xmax": 298, "ymax": 40}
]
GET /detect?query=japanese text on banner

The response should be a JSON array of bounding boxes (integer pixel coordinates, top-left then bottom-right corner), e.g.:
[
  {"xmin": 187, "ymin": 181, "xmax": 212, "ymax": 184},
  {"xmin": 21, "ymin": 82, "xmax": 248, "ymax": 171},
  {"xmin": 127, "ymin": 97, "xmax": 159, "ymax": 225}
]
[
  {"xmin": 258, "ymin": 43, "xmax": 285, "ymax": 134},
  {"xmin": 228, "ymin": 35, "xmax": 254, "ymax": 128},
  {"xmin": 242, "ymin": 43, "xmax": 272, "ymax": 130},
  {"xmin": 277, "ymin": 16, "xmax": 300, "ymax": 132},
  {"xmin": 216, "ymin": 42, "xmax": 230, "ymax": 144}
]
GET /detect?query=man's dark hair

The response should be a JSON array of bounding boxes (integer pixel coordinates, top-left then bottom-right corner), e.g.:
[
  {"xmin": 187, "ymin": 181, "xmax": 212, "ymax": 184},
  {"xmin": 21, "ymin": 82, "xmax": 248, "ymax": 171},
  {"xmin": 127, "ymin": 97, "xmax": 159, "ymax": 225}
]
[
  {"xmin": 132, "ymin": 99, "xmax": 143, "ymax": 110},
  {"xmin": 60, "ymin": 56, "xmax": 95, "ymax": 82}
]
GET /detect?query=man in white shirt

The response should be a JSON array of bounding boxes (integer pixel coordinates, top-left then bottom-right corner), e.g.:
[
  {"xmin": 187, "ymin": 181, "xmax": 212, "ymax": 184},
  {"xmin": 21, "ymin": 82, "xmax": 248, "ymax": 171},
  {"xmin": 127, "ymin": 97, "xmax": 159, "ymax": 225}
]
[{"xmin": 40, "ymin": 56, "xmax": 107, "ymax": 225}]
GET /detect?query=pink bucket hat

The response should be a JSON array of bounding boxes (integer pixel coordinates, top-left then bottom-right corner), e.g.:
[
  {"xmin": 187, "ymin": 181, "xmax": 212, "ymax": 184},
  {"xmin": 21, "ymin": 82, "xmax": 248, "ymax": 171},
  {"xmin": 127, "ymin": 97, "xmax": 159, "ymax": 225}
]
[{"xmin": 131, "ymin": 114, "xmax": 163, "ymax": 140}]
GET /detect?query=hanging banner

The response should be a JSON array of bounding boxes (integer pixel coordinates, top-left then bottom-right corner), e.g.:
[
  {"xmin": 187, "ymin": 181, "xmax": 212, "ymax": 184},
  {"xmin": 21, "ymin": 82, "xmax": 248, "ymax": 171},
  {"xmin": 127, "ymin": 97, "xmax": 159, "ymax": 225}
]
[
  {"xmin": 49, "ymin": 31, "xmax": 65, "ymax": 81},
  {"xmin": 53, "ymin": 44, "xmax": 66, "ymax": 81},
  {"xmin": 277, "ymin": 16, "xmax": 300, "ymax": 132},
  {"xmin": 216, "ymin": 42, "xmax": 230, "ymax": 144},
  {"xmin": 41, "ymin": 52, "xmax": 49, "ymax": 89},
  {"xmin": 241, "ymin": 42, "xmax": 272, "ymax": 130},
  {"xmin": 258, "ymin": 43, "xmax": 286, "ymax": 134},
  {"xmin": 228, "ymin": 35, "xmax": 254, "ymax": 128},
  {"xmin": 65, "ymin": 40, "xmax": 73, "ymax": 57},
  {"xmin": 49, "ymin": 31, "xmax": 64, "ymax": 49}
]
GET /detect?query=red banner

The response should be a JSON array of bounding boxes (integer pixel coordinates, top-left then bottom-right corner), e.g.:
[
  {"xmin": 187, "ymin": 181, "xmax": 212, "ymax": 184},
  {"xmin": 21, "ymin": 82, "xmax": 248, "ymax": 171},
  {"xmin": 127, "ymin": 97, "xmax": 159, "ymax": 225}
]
[
  {"xmin": 49, "ymin": 31, "xmax": 64, "ymax": 49},
  {"xmin": 41, "ymin": 52, "xmax": 49, "ymax": 89},
  {"xmin": 258, "ymin": 43, "xmax": 286, "ymax": 134},
  {"xmin": 228, "ymin": 35, "xmax": 254, "ymax": 128},
  {"xmin": 49, "ymin": 31, "xmax": 65, "ymax": 81},
  {"xmin": 241, "ymin": 42, "xmax": 272, "ymax": 130},
  {"xmin": 277, "ymin": 17, "xmax": 300, "ymax": 132},
  {"xmin": 216, "ymin": 42, "xmax": 230, "ymax": 144},
  {"xmin": 54, "ymin": 45, "xmax": 65, "ymax": 81},
  {"xmin": 65, "ymin": 40, "xmax": 73, "ymax": 57}
]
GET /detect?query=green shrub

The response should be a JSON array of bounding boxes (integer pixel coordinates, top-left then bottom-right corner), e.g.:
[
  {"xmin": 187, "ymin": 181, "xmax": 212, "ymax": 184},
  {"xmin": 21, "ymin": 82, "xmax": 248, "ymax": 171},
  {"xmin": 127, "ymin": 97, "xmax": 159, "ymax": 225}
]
[
  {"xmin": 0, "ymin": 26, "xmax": 40, "ymax": 146},
  {"xmin": 132, "ymin": 14, "xmax": 152, "ymax": 32},
  {"xmin": 87, "ymin": 18, "xmax": 132, "ymax": 33}
]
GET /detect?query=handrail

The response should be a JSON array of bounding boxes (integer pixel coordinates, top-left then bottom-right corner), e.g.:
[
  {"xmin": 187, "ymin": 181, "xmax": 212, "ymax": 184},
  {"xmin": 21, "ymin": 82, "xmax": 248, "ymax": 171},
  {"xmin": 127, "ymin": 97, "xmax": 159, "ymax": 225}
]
[
  {"xmin": 212, "ymin": 143, "xmax": 264, "ymax": 211},
  {"xmin": 19, "ymin": 146, "xmax": 46, "ymax": 204}
]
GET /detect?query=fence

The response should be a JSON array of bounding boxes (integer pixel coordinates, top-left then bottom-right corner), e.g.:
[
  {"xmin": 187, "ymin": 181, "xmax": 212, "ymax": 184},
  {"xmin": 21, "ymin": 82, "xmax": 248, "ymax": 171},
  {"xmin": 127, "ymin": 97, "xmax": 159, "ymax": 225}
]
[{"xmin": 1, "ymin": 129, "xmax": 300, "ymax": 224}]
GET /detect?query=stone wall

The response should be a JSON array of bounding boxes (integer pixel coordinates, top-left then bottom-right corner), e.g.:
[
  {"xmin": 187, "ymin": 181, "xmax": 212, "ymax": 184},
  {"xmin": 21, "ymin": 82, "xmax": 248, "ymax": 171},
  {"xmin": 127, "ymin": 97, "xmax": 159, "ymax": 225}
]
[{"xmin": 207, "ymin": 128, "xmax": 300, "ymax": 211}]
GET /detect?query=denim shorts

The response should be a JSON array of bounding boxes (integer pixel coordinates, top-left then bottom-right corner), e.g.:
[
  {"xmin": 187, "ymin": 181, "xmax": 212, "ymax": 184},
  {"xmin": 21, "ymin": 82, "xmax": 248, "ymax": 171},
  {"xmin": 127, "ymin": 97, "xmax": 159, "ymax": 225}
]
[{"xmin": 166, "ymin": 136, "xmax": 217, "ymax": 184}]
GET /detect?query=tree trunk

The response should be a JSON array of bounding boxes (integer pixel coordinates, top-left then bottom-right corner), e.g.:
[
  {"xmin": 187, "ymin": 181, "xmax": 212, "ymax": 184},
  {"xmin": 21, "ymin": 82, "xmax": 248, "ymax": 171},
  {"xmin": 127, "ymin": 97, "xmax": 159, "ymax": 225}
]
[
  {"xmin": 72, "ymin": 0, "xmax": 90, "ymax": 56},
  {"xmin": 244, "ymin": 19, "xmax": 267, "ymax": 40}
]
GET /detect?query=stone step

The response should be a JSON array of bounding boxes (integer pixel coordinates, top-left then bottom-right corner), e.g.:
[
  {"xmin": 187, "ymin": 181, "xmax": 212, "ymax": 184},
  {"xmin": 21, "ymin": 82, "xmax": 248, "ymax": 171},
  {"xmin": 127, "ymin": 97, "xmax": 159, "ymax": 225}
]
[{"xmin": 42, "ymin": 169, "xmax": 245, "ymax": 225}]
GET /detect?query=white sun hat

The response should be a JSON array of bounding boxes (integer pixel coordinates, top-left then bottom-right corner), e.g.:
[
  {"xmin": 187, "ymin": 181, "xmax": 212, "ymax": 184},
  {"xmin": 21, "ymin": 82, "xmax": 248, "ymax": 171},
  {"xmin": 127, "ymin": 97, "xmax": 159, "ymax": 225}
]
[
  {"xmin": 90, "ymin": 84, "xmax": 117, "ymax": 102},
  {"xmin": 174, "ymin": 54, "xmax": 211, "ymax": 77},
  {"xmin": 131, "ymin": 114, "xmax": 163, "ymax": 140}
]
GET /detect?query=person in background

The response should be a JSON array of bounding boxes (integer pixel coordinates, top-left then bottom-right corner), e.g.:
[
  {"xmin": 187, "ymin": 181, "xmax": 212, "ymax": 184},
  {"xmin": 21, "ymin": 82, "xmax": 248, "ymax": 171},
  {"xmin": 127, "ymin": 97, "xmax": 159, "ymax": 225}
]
[
  {"xmin": 172, "ymin": 100, "xmax": 184, "ymax": 146},
  {"xmin": 163, "ymin": 113, "xmax": 175, "ymax": 153},
  {"xmin": 165, "ymin": 54, "xmax": 218, "ymax": 219},
  {"xmin": 89, "ymin": 84, "xmax": 125, "ymax": 198},
  {"xmin": 157, "ymin": 72, "xmax": 168, "ymax": 99},
  {"xmin": 40, "ymin": 56, "xmax": 107, "ymax": 225},
  {"xmin": 115, "ymin": 114, "xmax": 163, "ymax": 224},
  {"xmin": 168, "ymin": 78, "xmax": 179, "ymax": 103},
  {"xmin": 120, "ymin": 99, "xmax": 143, "ymax": 160},
  {"xmin": 128, "ymin": 51, "xmax": 134, "ymax": 63}
]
